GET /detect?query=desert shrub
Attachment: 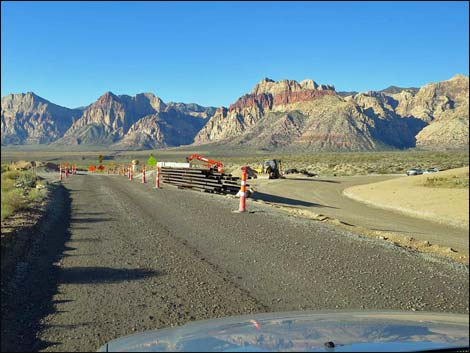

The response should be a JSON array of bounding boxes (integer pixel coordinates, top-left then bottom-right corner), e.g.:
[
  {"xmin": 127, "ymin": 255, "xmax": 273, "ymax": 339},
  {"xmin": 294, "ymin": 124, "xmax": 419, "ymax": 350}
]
[
  {"xmin": 1, "ymin": 177, "xmax": 16, "ymax": 192},
  {"xmin": 15, "ymin": 172, "xmax": 37, "ymax": 188},
  {"xmin": 1, "ymin": 204, "xmax": 15, "ymax": 221},
  {"xmin": 28, "ymin": 188, "xmax": 47, "ymax": 202},
  {"xmin": 423, "ymin": 176, "xmax": 469, "ymax": 189},
  {"xmin": 2, "ymin": 170, "xmax": 22, "ymax": 180},
  {"xmin": 1, "ymin": 189, "xmax": 26, "ymax": 221}
]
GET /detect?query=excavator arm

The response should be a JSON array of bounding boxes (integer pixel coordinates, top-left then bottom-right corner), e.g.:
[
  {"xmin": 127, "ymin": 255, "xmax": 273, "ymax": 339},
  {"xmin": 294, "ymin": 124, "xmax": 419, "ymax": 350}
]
[{"xmin": 186, "ymin": 154, "xmax": 224, "ymax": 173}]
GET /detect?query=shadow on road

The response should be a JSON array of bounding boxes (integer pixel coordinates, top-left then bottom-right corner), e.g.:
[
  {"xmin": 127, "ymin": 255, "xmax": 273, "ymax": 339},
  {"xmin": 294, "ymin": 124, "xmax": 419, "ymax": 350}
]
[
  {"xmin": 67, "ymin": 237, "xmax": 103, "ymax": 242},
  {"xmin": 1, "ymin": 184, "xmax": 73, "ymax": 352},
  {"xmin": 0, "ymin": 183, "xmax": 161, "ymax": 352},
  {"xmin": 252, "ymin": 191, "xmax": 337, "ymax": 208},
  {"xmin": 73, "ymin": 212, "xmax": 109, "ymax": 216},
  {"xmin": 59, "ymin": 245, "xmax": 99, "ymax": 258},
  {"xmin": 70, "ymin": 217, "xmax": 113, "ymax": 223},
  {"xmin": 59, "ymin": 267, "xmax": 160, "ymax": 284}
]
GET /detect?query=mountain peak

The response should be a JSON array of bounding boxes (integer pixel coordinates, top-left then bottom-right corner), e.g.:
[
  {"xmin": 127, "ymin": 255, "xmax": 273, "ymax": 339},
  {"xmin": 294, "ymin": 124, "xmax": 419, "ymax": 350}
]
[
  {"xmin": 300, "ymin": 79, "xmax": 318, "ymax": 90},
  {"xmin": 97, "ymin": 91, "xmax": 119, "ymax": 104},
  {"xmin": 102, "ymin": 91, "xmax": 118, "ymax": 98},
  {"xmin": 251, "ymin": 78, "xmax": 334, "ymax": 96},
  {"xmin": 1, "ymin": 92, "xmax": 49, "ymax": 105},
  {"xmin": 261, "ymin": 77, "xmax": 275, "ymax": 83},
  {"xmin": 449, "ymin": 73, "xmax": 469, "ymax": 81}
]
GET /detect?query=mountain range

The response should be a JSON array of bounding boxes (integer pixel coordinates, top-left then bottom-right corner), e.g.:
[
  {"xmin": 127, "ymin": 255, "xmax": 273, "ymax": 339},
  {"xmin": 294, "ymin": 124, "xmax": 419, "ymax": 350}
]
[{"xmin": 1, "ymin": 74, "xmax": 468, "ymax": 151}]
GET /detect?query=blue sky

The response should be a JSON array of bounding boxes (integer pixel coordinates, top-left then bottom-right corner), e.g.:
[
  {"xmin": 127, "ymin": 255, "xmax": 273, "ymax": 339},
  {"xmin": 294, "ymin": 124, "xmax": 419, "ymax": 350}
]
[{"xmin": 1, "ymin": 1, "xmax": 469, "ymax": 108}]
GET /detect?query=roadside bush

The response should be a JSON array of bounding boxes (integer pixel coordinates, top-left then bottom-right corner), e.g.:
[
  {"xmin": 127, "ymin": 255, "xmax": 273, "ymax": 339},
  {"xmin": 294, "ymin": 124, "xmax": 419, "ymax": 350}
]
[
  {"xmin": 28, "ymin": 188, "xmax": 46, "ymax": 203},
  {"xmin": 1, "ymin": 177, "xmax": 16, "ymax": 192},
  {"xmin": 1, "ymin": 204, "xmax": 15, "ymax": 221},
  {"xmin": 1, "ymin": 189, "xmax": 26, "ymax": 221},
  {"xmin": 15, "ymin": 172, "xmax": 37, "ymax": 188},
  {"xmin": 0, "ymin": 170, "xmax": 46, "ymax": 221},
  {"xmin": 2, "ymin": 170, "xmax": 22, "ymax": 180},
  {"xmin": 1, "ymin": 164, "xmax": 10, "ymax": 173}
]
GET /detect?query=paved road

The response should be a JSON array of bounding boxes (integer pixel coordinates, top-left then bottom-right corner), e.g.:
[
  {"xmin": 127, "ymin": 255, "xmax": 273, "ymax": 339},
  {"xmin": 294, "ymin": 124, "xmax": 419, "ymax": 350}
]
[
  {"xmin": 4, "ymin": 173, "xmax": 468, "ymax": 352},
  {"xmin": 252, "ymin": 175, "xmax": 469, "ymax": 255}
]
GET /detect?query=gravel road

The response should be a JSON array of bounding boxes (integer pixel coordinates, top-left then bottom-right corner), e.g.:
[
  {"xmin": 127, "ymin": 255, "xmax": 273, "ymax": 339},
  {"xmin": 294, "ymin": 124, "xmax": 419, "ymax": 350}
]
[{"xmin": 2, "ymin": 173, "xmax": 468, "ymax": 352}]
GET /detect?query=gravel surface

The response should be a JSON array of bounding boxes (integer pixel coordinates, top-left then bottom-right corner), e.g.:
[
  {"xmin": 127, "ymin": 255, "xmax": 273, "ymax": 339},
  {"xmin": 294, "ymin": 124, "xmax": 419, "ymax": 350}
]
[
  {"xmin": 2, "ymin": 173, "xmax": 468, "ymax": 352},
  {"xmin": 252, "ymin": 175, "xmax": 469, "ymax": 254}
]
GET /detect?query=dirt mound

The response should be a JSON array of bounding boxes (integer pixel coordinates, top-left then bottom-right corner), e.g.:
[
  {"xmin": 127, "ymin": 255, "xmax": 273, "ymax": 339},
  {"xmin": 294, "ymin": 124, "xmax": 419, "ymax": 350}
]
[{"xmin": 229, "ymin": 166, "xmax": 258, "ymax": 179}]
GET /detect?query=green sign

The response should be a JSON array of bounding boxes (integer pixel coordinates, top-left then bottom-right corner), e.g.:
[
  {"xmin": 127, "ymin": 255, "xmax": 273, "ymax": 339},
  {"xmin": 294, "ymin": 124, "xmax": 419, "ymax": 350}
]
[{"xmin": 147, "ymin": 155, "xmax": 157, "ymax": 167}]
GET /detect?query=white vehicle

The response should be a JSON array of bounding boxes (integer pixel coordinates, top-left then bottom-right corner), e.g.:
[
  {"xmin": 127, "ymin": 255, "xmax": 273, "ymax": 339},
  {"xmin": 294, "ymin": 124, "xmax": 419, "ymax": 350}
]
[
  {"xmin": 98, "ymin": 311, "xmax": 469, "ymax": 352},
  {"xmin": 423, "ymin": 168, "xmax": 440, "ymax": 174},
  {"xmin": 406, "ymin": 168, "xmax": 424, "ymax": 176}
]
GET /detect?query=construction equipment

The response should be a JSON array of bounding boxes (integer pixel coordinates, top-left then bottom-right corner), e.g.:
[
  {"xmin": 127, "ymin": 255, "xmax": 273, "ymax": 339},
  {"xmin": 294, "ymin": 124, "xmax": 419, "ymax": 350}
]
[
  {"xmin": 263, "ymin": 159, "xmax": 282, "ymax": 179},
  {"xmin": 186, "ymin": 154, "xmax": 224, "ymax": 173},
  {"xmin": 160, "ymin": 167, "xmax": 245, "ymax": 195}
]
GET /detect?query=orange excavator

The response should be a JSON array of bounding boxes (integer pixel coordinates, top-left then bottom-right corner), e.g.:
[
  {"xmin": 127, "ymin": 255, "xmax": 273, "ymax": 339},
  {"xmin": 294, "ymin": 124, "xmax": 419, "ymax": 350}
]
[{"xmin": 186, "ymin": 154, "xmax": 224, "ymax": 173}]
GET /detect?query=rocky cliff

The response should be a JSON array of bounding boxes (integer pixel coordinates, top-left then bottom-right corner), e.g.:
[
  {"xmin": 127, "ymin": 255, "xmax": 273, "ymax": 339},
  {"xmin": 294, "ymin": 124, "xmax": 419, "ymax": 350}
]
[
  {"xmin": 54, "ymin": 93, "xmax": 213, "ymax": 148},
  {"xmin": 2, "ymin": 75, "xmax": 467, "ymax": 151},
  {"xmin": 113, "ymin": 108, "xmax": 207, "ymax": 150},
  {"xmin": 194, "ymin": 75, "xmax": 468, "ymax": 151},
  {"xmin": 385, "ymin": 74, "xmax": 468, "ymax": 148},
  {"xmin": 56, "ymin": 92, "xmax": 167, "ymax": 145},
  {"xmin": 1, "ymin": 92, "xmax": 81, "ymax": 144}
]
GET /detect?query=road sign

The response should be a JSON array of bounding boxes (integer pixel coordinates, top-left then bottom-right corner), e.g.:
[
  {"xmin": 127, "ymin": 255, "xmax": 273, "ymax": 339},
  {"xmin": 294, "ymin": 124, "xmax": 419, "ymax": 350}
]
[{"xmin": 147, "ymin": 155, "xmax": 157, "ymax": 167}]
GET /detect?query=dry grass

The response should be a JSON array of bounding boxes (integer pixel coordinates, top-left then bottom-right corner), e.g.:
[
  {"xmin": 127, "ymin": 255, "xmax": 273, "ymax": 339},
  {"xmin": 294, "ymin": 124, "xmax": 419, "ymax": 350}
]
[
  {"xmin": 1, "ymin": 165, "xmax": 48, "ymax": 221},
  {"xmin": 1, "ymin": 190, "xmax": 27, "ymax": 221},
  {"xmin": 221, "ymin": 151, "xmax": 469, "ymax": 176},
  {"xmin": 423, "ymin": 173, "xmax": 469, "ymax": 189}
]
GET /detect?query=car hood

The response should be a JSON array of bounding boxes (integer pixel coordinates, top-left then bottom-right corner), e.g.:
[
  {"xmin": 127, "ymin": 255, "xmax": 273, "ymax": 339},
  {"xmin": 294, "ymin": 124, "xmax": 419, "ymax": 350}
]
[{"xmin": 98, "ymin": 310, "xmax": 469, "ymax": 352}]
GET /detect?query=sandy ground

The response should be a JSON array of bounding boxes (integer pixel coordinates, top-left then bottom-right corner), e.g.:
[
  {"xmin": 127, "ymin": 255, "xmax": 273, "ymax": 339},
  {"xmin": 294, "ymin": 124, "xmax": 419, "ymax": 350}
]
[
  {"xmin": 250, "ymin": 174, "xmax": 469, "ymax": 259},
  {"xmin": 343, "ymin": 167, "xmax": 469, "ymax": 230}
]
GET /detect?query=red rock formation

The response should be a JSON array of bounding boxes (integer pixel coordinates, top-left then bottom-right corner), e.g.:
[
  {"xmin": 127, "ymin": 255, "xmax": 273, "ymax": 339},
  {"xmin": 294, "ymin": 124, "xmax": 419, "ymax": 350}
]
[
  {"xmin": 229, "ymin": 94, "xmax": 273, "ymax": 112},
  {"xmin": 228, "ymin": 89, "xmax": 335, "ymax": 112},
  {"xmin": 273, "ymin": 89, "xmax": 335, "ymax": 106}
]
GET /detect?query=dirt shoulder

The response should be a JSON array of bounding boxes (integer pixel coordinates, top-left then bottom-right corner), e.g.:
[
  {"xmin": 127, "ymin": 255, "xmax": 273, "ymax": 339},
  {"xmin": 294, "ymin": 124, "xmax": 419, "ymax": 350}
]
[
  {"xmin": 1, "ymin": 183, "xmax": 71, "ymax": 352},
  {"xmin": 1, "ymin": 185, "xmax": 51, "ymax": 280},
  {"xmin": 250, "ymin": 174, "xmax": 468, "ymax": 262},
  {"xmin": 343, "ymin": 167, "xmax": 469, "ymax": 230}
]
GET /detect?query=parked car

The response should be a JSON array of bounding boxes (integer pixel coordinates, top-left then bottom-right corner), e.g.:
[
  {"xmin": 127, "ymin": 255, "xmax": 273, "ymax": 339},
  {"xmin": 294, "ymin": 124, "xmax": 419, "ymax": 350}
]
[
  {"xmin": 423, "ymin": 167, "xmax": 440, "ymax": 174},
  {"xmin": 406, "ymin": 168, "xmax": 423, "ymax": 176}
]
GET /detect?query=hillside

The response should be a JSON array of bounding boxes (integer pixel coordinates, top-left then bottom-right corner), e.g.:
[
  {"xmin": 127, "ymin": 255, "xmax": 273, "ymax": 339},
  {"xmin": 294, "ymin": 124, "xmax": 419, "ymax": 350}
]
[
  {"xmin": 1, "ymin": 75, "xmax": 468, "ymax": 151},
  {"xmin": 1, "ymin": 92, "xmax": 82, "ymax": 144},
  {"xmin": 194, "ymin": 76, "xmax": 468, "ymax": 151},
  {"xmin": 53, "ymin": 92, "xmax": 214, "ymax": 149}
]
